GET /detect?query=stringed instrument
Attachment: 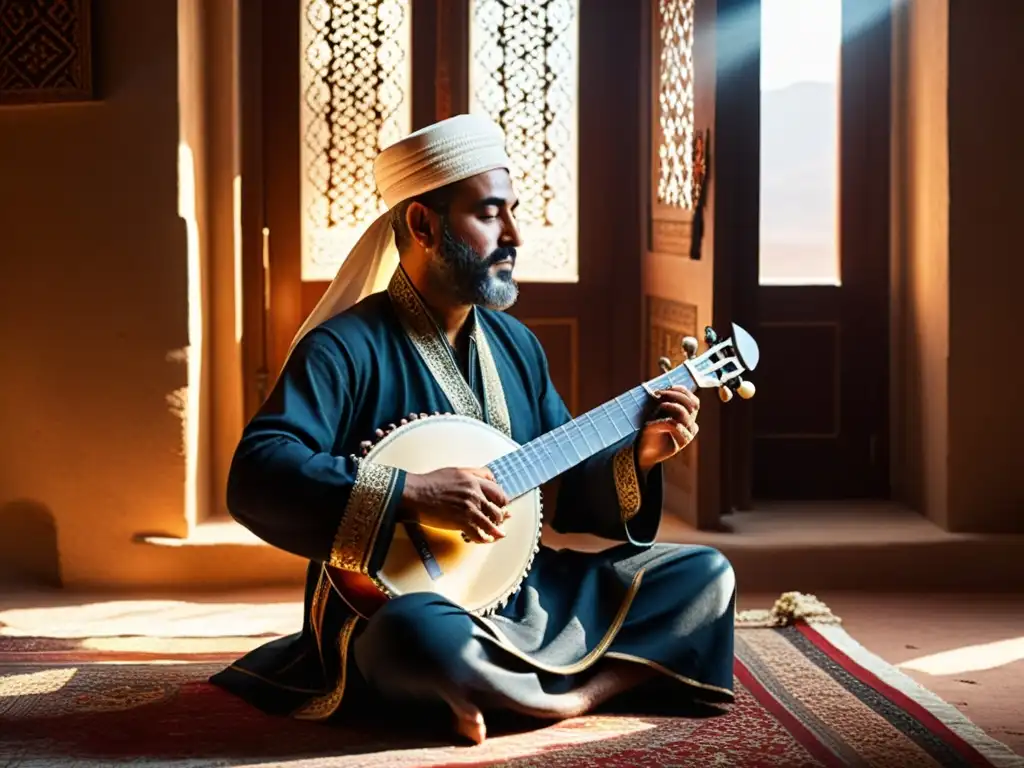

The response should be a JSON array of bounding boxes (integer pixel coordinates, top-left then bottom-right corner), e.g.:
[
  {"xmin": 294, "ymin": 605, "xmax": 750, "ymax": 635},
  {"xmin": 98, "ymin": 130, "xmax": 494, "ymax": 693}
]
[{"xmin": 327, "ymin": 323, "xmax": 760, "ymax": 618}]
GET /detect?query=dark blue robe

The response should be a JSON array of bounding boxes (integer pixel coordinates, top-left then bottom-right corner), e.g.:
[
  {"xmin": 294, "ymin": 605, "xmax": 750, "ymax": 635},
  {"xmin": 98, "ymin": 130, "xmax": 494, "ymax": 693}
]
[{"xmin": 210, "ymin": 266, "xmax": 736, "ymax": 723}]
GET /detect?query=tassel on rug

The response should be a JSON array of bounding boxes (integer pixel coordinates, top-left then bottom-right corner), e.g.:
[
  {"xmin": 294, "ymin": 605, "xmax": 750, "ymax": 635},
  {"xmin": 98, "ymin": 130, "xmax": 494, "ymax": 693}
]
[{"xmin": 735, "ymin": 591, "xmax": 842, "ymax": 628}]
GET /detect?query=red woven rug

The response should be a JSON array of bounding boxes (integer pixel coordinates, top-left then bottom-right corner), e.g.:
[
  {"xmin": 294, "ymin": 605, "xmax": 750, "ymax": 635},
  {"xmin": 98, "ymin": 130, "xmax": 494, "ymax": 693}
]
[{"xmin": 1, "ymin": 624, "xmax": 1021, "ymax": 767}]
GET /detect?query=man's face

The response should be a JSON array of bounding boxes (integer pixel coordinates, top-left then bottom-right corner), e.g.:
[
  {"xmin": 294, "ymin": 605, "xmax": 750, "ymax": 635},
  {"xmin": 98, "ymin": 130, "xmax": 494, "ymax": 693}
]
[{"xmin": 429, "ymin": 169, "xmax": 523, "ymax": 311}]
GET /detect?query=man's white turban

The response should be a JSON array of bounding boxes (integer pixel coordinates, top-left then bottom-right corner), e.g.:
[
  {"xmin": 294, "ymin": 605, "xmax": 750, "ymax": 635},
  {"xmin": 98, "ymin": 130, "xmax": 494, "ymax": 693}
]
[{"xmin": 286, "ymin": 113, "xmax": 513, "ymax": 361}]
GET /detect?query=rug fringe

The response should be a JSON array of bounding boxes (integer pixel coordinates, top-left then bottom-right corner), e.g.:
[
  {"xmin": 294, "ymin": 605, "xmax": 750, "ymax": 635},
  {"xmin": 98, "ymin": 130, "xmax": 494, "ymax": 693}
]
[{"xmin": 735, "ymin": 591, "xmax": 842, "ymax": 628}]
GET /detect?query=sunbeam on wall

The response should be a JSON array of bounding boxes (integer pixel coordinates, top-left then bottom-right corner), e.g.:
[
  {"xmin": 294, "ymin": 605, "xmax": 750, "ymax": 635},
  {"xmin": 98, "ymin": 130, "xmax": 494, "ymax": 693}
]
[
  {"xmin": 234, "ymin": 174, "xmax": 244, "ymax": 345},
  {"xmin": 175, "ymin": 141, "xmax": 204, "ymax": 531},
  {"xmin": 174, "ymin": 0, "xmax": 212, "ymax": 531}
]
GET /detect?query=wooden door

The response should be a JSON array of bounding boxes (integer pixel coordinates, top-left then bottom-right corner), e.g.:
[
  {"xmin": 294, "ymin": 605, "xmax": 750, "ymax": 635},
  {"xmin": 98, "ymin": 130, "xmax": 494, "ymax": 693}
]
[
  {"xmin": 749, "ymin": 0, "xmax": 892, "ymax": 499},
  {"xmin": 241, "ymin": 0, "xmax": 645, "ymax": 423},
  {"xmin": 643, "ymin": 0, "xmax": 740, "ymax": 530}
]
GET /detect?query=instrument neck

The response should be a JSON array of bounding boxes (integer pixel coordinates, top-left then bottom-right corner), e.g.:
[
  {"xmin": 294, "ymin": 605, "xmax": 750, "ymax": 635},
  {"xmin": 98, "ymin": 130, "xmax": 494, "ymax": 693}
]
[{"xmin": 487, "ymin": 365, "xmax": 697, "ymax": 499}]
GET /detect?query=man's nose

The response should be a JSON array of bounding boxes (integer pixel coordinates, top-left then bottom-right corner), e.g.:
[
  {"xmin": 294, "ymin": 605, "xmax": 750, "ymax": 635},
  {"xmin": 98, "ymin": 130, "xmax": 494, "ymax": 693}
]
[{"xmin": 501, "ymin": 214, "xmax": 523, "ymax": 248}]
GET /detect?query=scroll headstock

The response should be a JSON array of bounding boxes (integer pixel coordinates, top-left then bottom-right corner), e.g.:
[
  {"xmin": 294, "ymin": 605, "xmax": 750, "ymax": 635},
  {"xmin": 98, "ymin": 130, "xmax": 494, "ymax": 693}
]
[{"xmin": 657, "ymin": 323, "xmax": 760, "ymax": 403}]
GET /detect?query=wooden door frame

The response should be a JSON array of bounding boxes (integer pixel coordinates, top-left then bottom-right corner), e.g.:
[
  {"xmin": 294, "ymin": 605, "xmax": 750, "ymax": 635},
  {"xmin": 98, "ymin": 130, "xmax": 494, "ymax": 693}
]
[
  {"xmin": 642, "ymin": 0, "xmax": 751, "ymax": 530},
  {"xmin": 239, "ymin": 0, "xmax": 266, "ymax": 420},
  {"xmin": 722, "ymin": 0, "xmax": 893, "ymax": 502},
  {"xmin": 837, "ymin": 0, "xmax": 892, "ymax": 497},
  {"xmin": 712, "ymin": 0, "xmax": 762, "ymax": 515}
]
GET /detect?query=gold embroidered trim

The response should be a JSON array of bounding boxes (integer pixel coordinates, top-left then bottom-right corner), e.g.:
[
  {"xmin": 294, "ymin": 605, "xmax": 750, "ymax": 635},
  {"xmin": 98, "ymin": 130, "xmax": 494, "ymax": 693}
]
[
  {"xmin": 224, "ymin": 665, "xmax": 327, "ymax": 695},
  {"xmin": 310, "ymin": 566, "xmax": 330, "ymax": 668},
  {"xmin": 292, "ymin": 616, "xmax": 360, "ymax": 721},
  {"xmin": 474, "ymin": 324, "xmax": 512, "ymax": 437},
  {"xmin": 614, "ymin": 442, "xmax": 643, "ymax": 522},
  {"xmin": 329, "ymin": 460, "xmax": 399, "ymax": 574},
  {"xmin": 602, "ymin": 651, "xmax": 735, "ymax": 697},
  {"xmin": 387, "ymin": 268, "xmax": 483, "ymax": 420}
]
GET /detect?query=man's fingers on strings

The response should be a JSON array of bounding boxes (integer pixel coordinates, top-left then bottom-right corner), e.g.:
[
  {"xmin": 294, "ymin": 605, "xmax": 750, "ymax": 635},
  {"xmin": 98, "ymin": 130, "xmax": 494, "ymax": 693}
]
[
  {"xmin": 461, "ymin": 525, "xmax": 490, "ymax": 544},
  {"xmin": 657, "ymin": 384, "xmax": 691, "ymax": 394},
  {"xmin": 479, "ymin": 478, "xmax": 510, "ymax": 507},
  {"xmin": 469, "ymin": 511, "xmax": 505, "ymax": 542},
  {"xmin": 647, "ymin": 417, "xmax": 697, "ymax": 448},
  {"xmin": 674, "ymin": 421, "xmax": 697, "ymax": 444},
  {"xmin": 653, "ymin": 401, "xmax": 698, "ymax": 426},
  {"xmin": 652, "ymin": 419, "xmax": 690, "ymax": 438},
  {"xmin": 481, "ymin": 499, "xmax": 508, "ymax": 529},
  {"xmin": 655, "ymin": 387, "xmax": 700, "ymax": 410},
  {"xmin": 463, "ymin": 466, "xmax": 496, "ymax": 483}
]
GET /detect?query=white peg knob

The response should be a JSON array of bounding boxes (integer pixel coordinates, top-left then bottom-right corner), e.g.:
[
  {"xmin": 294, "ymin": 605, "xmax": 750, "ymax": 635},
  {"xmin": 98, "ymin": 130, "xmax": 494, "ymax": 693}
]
[
  {"xmin": 718, "ymin": 386, "xmax": 733, "ymax": 403},
  {"xmin": 737, "ymin": 380, "xmax": 756, "ymax": 399},
  {"xmin": 682, "ymin": 336, "xmax": 699, "ymax": 359}
]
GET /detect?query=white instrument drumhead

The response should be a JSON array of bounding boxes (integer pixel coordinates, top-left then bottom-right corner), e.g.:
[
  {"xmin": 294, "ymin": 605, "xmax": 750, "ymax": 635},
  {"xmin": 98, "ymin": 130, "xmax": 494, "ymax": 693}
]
[{"xmin": 366, "ymin": 414, "xmax": 543, "ymax": 614}]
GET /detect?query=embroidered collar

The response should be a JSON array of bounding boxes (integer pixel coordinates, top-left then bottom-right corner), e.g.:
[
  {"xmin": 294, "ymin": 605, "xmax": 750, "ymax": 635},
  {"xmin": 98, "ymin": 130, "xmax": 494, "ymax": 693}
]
[{"xmin": 386, "ymin": 266, "xmax": 477, "ymax": 347}]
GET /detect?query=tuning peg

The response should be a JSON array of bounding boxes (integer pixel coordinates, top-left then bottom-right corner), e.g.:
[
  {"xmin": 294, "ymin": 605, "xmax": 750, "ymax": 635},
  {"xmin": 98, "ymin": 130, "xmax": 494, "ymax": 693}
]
[
  {"xmin": 658, "ymin": 356, "xmax": 672, "ymax": 373},
  {"xmin": 718, "ymin": 386, "xmax": 733, "ymax": 403},
  {"xmin": 704, "ymin": 326, "xmax": 719, "ymax": 346},
  {"xmin": 681, "ymin": 336, "xmax": 699, "ymax": 359},
  {"xmin": 736, "ymin": 380, "xmax": 756, "ymax": 399}
]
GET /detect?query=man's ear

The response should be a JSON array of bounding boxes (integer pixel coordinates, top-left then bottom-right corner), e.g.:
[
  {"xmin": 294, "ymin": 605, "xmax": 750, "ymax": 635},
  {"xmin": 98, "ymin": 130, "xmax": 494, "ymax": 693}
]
[{"xmin": 405, "ymin": 202, "xmax": 441, "ymax": 250}]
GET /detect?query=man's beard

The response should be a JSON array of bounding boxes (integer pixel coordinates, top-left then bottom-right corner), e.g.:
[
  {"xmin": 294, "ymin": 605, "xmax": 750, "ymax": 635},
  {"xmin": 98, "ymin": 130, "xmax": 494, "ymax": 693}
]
[{"xmin": 428, "ymin": 222, "xmax": 519, "ymax": 311}]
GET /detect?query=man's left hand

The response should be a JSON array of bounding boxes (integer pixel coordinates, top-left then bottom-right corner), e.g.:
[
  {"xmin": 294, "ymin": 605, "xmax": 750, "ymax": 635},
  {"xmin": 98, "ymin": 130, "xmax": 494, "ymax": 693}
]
[{"xmin": 636, "ymin": 385, "xmax": 701, "ymax": 474}]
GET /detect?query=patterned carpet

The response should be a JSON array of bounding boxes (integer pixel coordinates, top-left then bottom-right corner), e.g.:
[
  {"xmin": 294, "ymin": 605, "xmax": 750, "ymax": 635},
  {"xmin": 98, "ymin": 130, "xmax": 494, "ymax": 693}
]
[{"xmin": 2, "ymin": 609, "xmax": 1021, "ymax": 768}]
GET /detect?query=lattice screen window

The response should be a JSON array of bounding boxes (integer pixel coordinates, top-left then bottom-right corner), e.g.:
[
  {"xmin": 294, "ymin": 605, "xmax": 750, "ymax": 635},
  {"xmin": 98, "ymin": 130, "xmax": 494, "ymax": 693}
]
[
  {"xmin": 469, "ymin": 0, "xmax": 580, "ymax": 283},
  {"xmin": 656, "ymin": 0, "xmax": 696, "ymax": 210},
  {"xmin": 300, "ymin": 0, "xmax": 412, "ymax": 282}
]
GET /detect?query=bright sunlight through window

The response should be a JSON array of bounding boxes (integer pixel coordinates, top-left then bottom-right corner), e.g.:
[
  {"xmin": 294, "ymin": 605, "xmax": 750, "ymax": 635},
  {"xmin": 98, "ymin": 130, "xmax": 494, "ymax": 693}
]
[{"xmin": 759, "ymin": 0, "xmax": 842, "ymax": 286}]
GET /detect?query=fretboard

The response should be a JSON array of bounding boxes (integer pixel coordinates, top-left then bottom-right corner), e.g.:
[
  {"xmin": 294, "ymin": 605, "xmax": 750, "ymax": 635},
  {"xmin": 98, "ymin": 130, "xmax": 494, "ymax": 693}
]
[{"xmin": 488, "ymin": 365, "xmax": 697, "ymax": 499}]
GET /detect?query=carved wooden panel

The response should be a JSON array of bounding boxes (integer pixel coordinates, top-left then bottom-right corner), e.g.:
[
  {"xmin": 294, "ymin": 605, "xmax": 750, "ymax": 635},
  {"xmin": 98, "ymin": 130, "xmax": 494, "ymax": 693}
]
[
  {"xmin": 649, "ymin": 0, "xmax": 699, "ymax": 256},
  {"xmin": 648, "ymin": 297, "xmax": 697, "ymax": 495},
  {"xmin": 0, "ymin": 0, "xmax": 92, "ymax": 105},
  {"xmin": 651, "ymin": 218, "xmax": 692, "ymax": 255},
  {"xmin": 469, "ymin": 0, "xmax": 580, "ymax": 283},
  {"xmin": 753, "ymin": 321, "xmax": 840, "ymax": 438},
  {"xmin": 524, "ymin": 317, "xmax": 579, "ymax": 417},
  {"xmin": 653, "ymin": 0, "xmax": 696, "ymax": 210},
  {"xmin": 299, "ymin": 0, "xmax": 412, "ymax": 281}
]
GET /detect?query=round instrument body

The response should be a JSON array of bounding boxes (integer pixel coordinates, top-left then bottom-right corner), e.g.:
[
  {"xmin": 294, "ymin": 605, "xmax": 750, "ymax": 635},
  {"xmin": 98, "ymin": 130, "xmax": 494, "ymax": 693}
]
[{"xmin": 364, "ymin": 414, "xmax": 543, "ymax": 615}]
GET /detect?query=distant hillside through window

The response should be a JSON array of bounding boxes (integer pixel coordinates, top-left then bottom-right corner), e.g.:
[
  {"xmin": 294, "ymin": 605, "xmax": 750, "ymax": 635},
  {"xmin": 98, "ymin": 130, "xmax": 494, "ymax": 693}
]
[{"xmin": 759, "ymin": 0, "xmax": 841, "ymax": 285}]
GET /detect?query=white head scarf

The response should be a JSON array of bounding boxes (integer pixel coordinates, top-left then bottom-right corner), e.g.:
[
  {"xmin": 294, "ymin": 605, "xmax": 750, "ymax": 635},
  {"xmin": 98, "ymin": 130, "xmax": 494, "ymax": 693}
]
[{"xmin": 285, "ymin": 113, "xmax": 513, "ymax": 361}]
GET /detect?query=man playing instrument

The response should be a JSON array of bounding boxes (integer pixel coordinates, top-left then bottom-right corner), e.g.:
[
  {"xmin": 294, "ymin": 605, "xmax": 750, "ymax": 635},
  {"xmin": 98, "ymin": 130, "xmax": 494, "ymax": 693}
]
[{"xmin": 212, "ymin": 115, "xmax": 737, "ymax": 744}]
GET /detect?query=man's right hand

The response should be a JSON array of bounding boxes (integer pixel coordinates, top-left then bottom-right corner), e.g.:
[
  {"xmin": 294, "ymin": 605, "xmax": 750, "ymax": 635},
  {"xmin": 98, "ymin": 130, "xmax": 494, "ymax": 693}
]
[{"xmin": 400, "ymin": 467, "xmax": 510, "ymax": 544}]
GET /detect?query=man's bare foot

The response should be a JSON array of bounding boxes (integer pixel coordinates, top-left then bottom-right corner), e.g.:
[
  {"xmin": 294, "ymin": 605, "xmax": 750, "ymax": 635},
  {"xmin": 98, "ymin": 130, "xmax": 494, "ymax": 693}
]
[
  {"xmin": 442, "ymin": 661, "xmax": 655, "ymax": 741},
  {"xmin": 454, "ymin": 706, "xmax": 487, "ymax": 744},
  {"xmin": 442, "ymin": 693, "xmax": 487, "ymax": 744}
]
